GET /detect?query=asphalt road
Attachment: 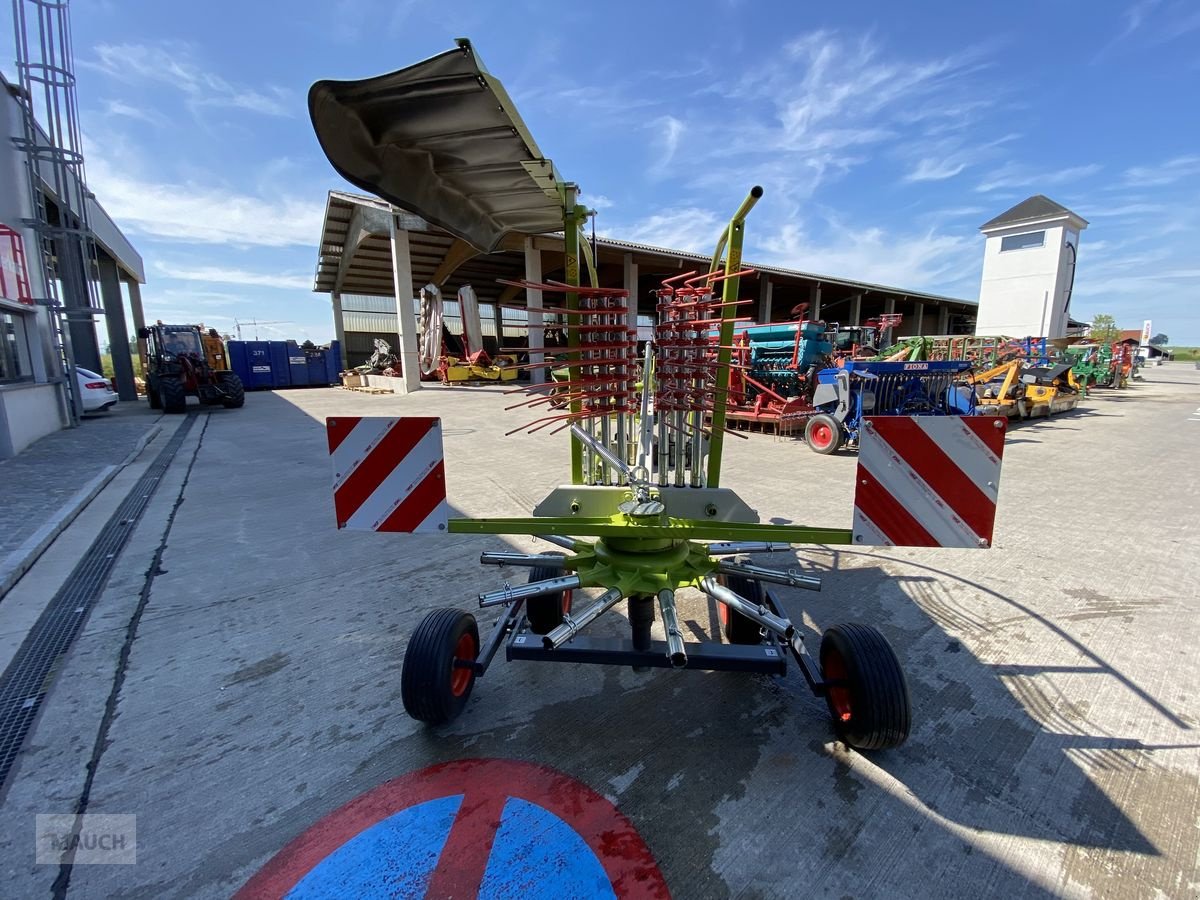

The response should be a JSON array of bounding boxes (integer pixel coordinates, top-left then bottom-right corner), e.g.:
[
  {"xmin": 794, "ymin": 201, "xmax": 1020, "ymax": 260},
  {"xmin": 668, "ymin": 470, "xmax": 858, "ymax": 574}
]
[{"xmin": 1, "ymin": 363, "xmax": 1197, "ymax": 898}]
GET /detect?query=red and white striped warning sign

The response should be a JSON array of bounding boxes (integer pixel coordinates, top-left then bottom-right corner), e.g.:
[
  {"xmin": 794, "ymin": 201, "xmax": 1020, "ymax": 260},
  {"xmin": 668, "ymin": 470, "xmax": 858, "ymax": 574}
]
[
  {"xmin": 852, "ymin": 416, "xmax": 1006, "ymax": 548},
  {"xmin": 327, "ymin": 417, "xmax": 449, "ymax": 533}
]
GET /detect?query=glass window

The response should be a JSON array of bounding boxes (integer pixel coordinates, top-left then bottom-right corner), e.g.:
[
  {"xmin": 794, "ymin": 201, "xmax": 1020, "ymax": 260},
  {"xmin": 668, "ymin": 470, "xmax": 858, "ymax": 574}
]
[
  {"xmin": 1, "ymin": 310, "xmax": 34, "ymax": 383},
  {"xmin": 1000, "ymin": 231, "xmax": 1045, "ymax": 252}
]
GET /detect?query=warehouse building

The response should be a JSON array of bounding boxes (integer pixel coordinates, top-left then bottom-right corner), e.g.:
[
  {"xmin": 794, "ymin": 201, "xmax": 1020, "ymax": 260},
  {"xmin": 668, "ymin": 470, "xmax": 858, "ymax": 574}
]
[
  {"xmin": 313, "ymin": 190, "xmax": 979, "ymax": 379},
  {"xmin": 0, "ymin": 74, "xmax": 146, "ymax": 458}
]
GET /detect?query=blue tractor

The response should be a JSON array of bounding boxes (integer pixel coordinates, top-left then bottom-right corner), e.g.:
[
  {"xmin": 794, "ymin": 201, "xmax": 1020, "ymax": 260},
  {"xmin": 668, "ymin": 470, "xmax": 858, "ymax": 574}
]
[{"xmin": 804, "ymin": 359, "xmax": 976, "ymax": 454}]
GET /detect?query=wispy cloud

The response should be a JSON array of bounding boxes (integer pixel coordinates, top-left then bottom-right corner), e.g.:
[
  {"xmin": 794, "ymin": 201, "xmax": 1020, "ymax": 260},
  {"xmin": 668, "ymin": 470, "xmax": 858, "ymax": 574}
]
[
  {"xmin": 86, "ymin": 156, "xmax": 323, "ymax": 248},
  {"xmin": 152, "ymin": 262, "xmax": 311, "ymax": 291},
  {"xmin": 86, "ymin": 42, "xmax": 292, "ymax": 117},
  {"xmin": 1123, "ymin": 155, "xmax": 1200, "ymax": 187},
  {"xmin": 664, "ymin": 30, "xmax": 996, "ymax": 203},
  {"xmin": 604, "ymin": 207, "xmax": 723, "ymax": 255},
  {"xmin": 102, "ymin": 100, "xmax": 166, "ymax": 126},
  {"xmin": 757, "ymin": 220, "xmax": 979, "ymax": 297},
  {"xmin": 975, "ymin": 163, "xmax": 1102, "ymax": 193},
  {"xmin": 902, "ymin": 133, "xmax": 1020, "ymax": 184},
  {"xmin": 650, "ymin": 115, "xmax": 685, "ymax": 177},
  {"xmin": 583, "ymin": 193, "xmax": 614, "ymax": 210},
  {"xmin": 905, "ymin": 159, "xmax": 966, "ymax": 183},
  {"xmin": 1092, "ymin": 0, "xmax": 1200, "ymax": 61}
]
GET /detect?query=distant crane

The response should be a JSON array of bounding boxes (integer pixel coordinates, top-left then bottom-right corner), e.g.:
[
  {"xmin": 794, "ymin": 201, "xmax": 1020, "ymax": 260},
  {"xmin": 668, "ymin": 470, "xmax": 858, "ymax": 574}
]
[{"xmin": 234, "ymin": 318, "xmax": 292, "ymax": 341}]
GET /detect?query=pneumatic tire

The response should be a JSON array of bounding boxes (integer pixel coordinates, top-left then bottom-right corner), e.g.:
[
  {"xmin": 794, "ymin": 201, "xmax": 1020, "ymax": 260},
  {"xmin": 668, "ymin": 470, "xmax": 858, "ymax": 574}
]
[
  {"xmin": 820, "ymin": 623, "xmax": 911, "ymax": 750},
  {"xmin": 805, "ymin": 414, "xmax": 841, "ymax": 455},
  {"xmin": 159, "ymin": 377, "xmax": 187, "ymax": 414},
  {"xmin": 219, "ymin": 372, "xmax": 245, "ymax": 408},
  {"xmin": 717, "ymin": 574, "xmax": 764, "ymax": 645},
  {"xmin": 525, "ymin": 557, "xmax": 571, "ymax": 635},
  {"xmin": 401, "ymin": 609, "xmax": 479, "ymax": 725}
]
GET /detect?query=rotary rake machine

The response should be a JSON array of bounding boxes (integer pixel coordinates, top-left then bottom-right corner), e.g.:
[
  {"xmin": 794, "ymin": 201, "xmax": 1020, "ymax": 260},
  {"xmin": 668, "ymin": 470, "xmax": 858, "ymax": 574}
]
[{"xmin": 311, "ymin": 39, "xmax": 1008, "ymax": 751}]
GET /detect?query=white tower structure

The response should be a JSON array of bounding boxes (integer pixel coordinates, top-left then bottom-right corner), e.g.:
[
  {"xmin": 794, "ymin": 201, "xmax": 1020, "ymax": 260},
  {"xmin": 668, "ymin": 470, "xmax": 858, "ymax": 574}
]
[{"xmin": 975, "ymin": 195, "xmax": 1088, "ymax": 338}]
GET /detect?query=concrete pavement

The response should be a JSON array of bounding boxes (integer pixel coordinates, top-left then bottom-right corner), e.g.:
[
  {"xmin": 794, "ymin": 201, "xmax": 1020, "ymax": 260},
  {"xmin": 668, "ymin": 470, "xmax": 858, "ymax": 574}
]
[{"xmin": 0, "ymin": 364, "xmax": 1197, "ymax": 898}]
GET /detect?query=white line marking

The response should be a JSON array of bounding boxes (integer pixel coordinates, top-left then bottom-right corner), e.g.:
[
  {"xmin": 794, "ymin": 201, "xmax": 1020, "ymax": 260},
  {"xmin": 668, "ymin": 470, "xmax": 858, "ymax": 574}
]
[
  {"xmin": 344, "ymin": 425, "xmax": 444, "ymax": 531},
  {"xmin": 330, "ymin": 418, "xmax": 402, "ymax": 491},
  {"xmin": 859, "ymin": 435, "xmax": 981, "ymax": 547}
]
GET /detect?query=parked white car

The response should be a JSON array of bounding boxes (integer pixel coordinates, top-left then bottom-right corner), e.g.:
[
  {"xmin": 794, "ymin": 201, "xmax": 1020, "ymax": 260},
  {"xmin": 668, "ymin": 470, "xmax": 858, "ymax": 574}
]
[{"xmin": 76, "ymin": 366, "xmax": 118, "ymax": 413}]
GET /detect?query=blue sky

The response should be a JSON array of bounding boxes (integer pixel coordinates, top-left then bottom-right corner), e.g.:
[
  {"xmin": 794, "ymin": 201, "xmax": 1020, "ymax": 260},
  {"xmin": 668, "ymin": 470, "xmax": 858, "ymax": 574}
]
[{"xmin": 5, "ymin": 0, "xmax": 1198, "ymax": 344}]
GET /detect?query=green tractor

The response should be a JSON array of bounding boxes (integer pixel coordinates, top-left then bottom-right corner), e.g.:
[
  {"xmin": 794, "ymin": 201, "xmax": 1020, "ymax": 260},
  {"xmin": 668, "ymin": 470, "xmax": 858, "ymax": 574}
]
[{"xmin": 138, "ymin": 323, "xmax": 245, "ymax": 413}]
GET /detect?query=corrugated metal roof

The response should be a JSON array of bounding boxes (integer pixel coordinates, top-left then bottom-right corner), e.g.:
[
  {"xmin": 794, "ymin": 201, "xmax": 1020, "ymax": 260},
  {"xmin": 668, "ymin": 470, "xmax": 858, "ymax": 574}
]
[{"xmin": 589, "ymin": 234, "xmax": 976, "ymax": 307}]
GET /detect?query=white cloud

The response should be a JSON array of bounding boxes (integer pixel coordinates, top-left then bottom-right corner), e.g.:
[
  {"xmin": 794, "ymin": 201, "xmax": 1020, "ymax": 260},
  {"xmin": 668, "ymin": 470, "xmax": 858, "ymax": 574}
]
[
  {"xmin": 1123, "ymin": 155, "xmax": 1200, "ymax": 187},
  {"xmin": 86, "ymin": 156, "xmax": 324, "ymax": 248},
  {"xmin": 86, "ymin": 42, "xmax": 292, "ymax": 117},
  {"xmin": 605, "ymin": 207, "xmax": 723, "ymax": 255},
  {"xmin": 669, "ymin": 31, "xmax": 995, "ymax": 202},
  {"xmin": 103, "ymin": 100, "xmax": 164, "ymax": 126},
  {"xmin": 584, "ymin": 193, "xmax": 614, "ymax": 210},
  {"xmin": 651, "ymin": 116, "xmax": 685, "ymax": 177},
  {"xmin": 757, "ymin": 220, "xmax": 979, "ymax": 297},
  {"xmin": 905, "ymin": 159, "xmax": 966, "ymax": 183},
  {"xmin": 975, "ymin": 163, "xmax": 1102, "ymax": 193},
  {"xmin": 152, "ymin": 262, "xmax": 311, "ymax": 291}
]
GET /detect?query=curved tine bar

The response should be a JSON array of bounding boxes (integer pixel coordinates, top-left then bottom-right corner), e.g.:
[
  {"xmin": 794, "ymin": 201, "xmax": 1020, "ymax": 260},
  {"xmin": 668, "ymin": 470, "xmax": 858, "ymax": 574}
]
[
  {"xmin": 699, "ymin": 575, "xmax": 795, "ymax": 639},
  {"xmin": 705, "ymin": 542, "xmax": 792, "ymax": 555},
  {"xmin": 657, "ymin": 589, "xmax": 687, "ymax": 668},
  {"xmin": 478, "ymin": 575, "xmax": 582, "ymax": 608},
  {"xmin": 715, "ymin": 560, "xmax": 822, "ymax": 592},
  {"xmin": 543, "ymin": 587, "xmax": 624, "ymax": 649},
  {"xmin": 479, "ymin": 551, "xmax": 568, "ymax": 568}
]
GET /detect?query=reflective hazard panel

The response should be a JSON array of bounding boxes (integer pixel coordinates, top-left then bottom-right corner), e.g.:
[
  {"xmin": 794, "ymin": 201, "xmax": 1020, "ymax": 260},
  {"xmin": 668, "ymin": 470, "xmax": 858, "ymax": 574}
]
[
  {"xmin": 327, "ymin": 417, "xmax": 448, "ymax": 533},
  {"xmin": 852, "ymin": 416, "xmax": 1006, "ymax": 548}
]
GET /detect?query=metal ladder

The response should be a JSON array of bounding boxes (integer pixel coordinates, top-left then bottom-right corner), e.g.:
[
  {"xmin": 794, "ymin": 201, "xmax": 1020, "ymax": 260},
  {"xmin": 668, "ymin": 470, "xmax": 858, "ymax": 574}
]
[{"xmin": 10, "ymin": 0, "xmax": 104, "ymax": 424}]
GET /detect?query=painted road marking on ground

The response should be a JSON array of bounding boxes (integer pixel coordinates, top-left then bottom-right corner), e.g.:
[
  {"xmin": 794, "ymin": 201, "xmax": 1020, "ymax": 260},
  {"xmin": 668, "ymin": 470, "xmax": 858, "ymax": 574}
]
[
  {"xmin": 326, "ymin": 417, "xmax": 448, "ymax": 533},
  {"xmin": 853, "ymin": 415, "xmax": 1007, "ymax": 548},
  {"xmin": 235, "ymin": 758, "xmax": 669, "ymax": 899}
]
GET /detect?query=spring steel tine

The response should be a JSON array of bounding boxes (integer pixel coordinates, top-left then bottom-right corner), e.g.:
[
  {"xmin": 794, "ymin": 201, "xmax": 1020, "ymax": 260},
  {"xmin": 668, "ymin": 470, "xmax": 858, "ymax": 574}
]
[
  {"xmin": 703, "ymin": 267, "xmax": 756, "ymax": 284},
  {"xmin": 661, "ymin": 270, "xmax": 700, "ymax": 286}
]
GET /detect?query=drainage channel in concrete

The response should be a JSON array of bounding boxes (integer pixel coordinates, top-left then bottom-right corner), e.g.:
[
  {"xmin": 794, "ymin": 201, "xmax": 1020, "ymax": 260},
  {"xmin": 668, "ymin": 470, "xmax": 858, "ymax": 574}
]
[{"xmin": 0, "ymin": 412, "xmax": 200, "ymax": 791}]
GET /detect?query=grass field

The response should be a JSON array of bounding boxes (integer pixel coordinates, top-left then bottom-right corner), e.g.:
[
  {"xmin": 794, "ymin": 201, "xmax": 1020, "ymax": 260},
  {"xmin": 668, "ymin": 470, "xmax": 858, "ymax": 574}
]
[{"xmin": 1168, "ymin": 347, "xmax": 1199, "ymax": 361}]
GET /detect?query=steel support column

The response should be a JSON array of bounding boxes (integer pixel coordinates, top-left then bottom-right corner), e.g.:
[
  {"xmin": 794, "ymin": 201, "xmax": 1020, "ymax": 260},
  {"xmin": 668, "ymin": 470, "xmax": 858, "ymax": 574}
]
[
  {"xmin": 524, "ymin": 236, "xmax": 545, "ymax": 386},
  {"xmin": 97, "ymin": 255, "xmax": 136, "ymax": 400},
  {"xmin": 331, "ymin": 291, "xmax": 346, "ymax": 350},
  {"xmin": 913, "ymin": 301, "xmax": 925, "ymax": 336},
  {"xmin": 810, "ymin": 282, "xmax": 822, "ymax": 320},
  {"xmin": 623, "ymin": 252, "xmax": 638, "ymax": 334},
  {"xmin": 126, "ymin": 278, "xmax": 146, "ymax": 334},
  {"xmin": 758, "ymin": 274, "xmax": 773, "ymax": 324},
  {"xmin": 387, "ymin": 215, "xmax": 421, "ymax": 393},
  {"xmin": 57, "ymin": 237, "xmax": 101, "ymax": 373},
  {"xmin": 937, "ymin": 304, "xmax": 950, "ymax": 334},
  {"xmin": 849, "ymin": 293, "xmax": 862, "ymax": 327}
]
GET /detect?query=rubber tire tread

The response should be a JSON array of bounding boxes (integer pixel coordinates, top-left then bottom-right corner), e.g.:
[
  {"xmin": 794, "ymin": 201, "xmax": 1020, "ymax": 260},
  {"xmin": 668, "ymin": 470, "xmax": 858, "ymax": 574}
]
[
  {"xmin": 525, "ymin": 556, "xmax": 567, "ymax": 635},
  {"xmin": 805, "ymin": 414, "xmax": 841, "ymax": 455},
  {"xmin": 159, "ymin": 377, "xmax": 187, "ymax": 414},
  {"xmin": 401, "ymin": 608, "xmax": 479, "ymax": 724},
  {"xmin": 718, "ymin": 575, "xmax": 765, "ymax": 645},
  {"xmin": 820, "ymin": 623, "xmax": 911, "ymax": 750},
  {"xmin": 219, "ymin": 372, "xmax": 245, "ymax": 408},
  {"xmin": 147, "ymin": 377, "xmax": 161, "ymax": 410}
]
